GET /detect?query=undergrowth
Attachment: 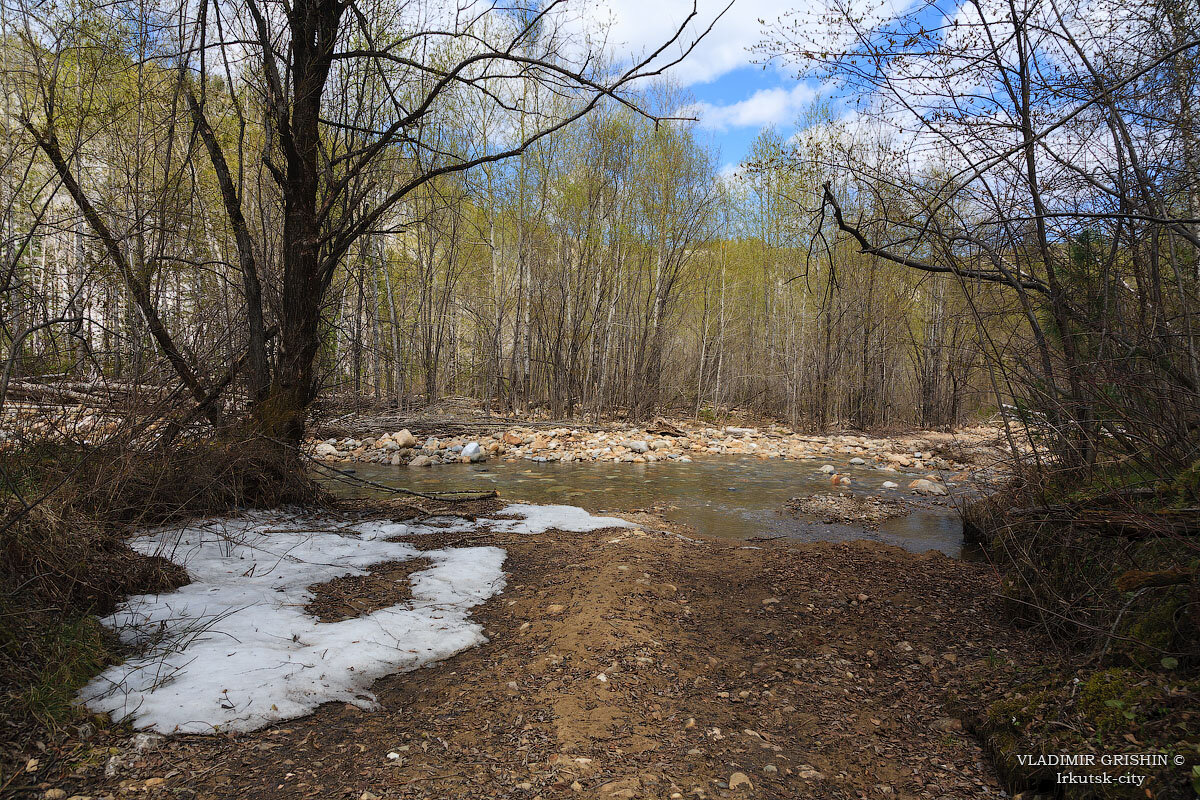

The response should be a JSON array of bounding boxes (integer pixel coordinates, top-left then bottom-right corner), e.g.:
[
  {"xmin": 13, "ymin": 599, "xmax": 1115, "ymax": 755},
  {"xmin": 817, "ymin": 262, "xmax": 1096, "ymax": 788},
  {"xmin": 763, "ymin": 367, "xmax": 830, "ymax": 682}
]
[
  {"xmin": 964, "ymin": 462, "xmax": 1200, "ymax": 798},
  {"xmin": 0, "ymin": 436, "xmax": 318, "ymax": 769}
]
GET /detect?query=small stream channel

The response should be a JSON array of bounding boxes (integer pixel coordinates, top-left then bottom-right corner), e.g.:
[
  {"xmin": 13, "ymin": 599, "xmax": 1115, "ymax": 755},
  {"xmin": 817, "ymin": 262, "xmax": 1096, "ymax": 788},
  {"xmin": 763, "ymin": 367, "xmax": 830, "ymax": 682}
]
[{"xmin": 322, "ymin": 456, "xmax": 981, "ymax": 559}]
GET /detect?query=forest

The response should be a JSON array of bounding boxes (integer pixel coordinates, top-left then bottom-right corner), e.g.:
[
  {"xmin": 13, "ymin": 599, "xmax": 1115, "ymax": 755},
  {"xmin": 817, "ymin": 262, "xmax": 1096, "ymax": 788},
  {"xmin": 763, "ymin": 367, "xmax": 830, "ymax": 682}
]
[{"xmin": 1, "ymin": 0, "xmax": 1198, "ymax": 796}]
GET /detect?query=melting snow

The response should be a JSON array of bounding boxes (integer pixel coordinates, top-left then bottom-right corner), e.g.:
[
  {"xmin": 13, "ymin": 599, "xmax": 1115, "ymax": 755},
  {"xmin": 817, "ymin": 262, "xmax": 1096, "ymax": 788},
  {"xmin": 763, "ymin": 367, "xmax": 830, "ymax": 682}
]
[
  {"xmin": 80, "ymin": 503, "xmax": 631, "ymax": 734},
  {"xmin": 80, "ymin": 513, "xmax": 505, "ymax": 734},
  {"xmin": 485, "ymin": 503, "xmax": 635, "ymax": 534}
]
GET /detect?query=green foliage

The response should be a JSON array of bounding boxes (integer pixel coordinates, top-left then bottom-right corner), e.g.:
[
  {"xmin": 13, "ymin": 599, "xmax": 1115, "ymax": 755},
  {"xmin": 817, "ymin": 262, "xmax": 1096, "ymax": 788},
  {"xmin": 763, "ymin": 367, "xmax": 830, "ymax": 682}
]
[
  {"xmin": 0, "ymin": 607, "xmax": 112, "ymax": 732},
  {"xmin": 1077, "ymin": 669, "xmax": 1156, "ymax": 734}
]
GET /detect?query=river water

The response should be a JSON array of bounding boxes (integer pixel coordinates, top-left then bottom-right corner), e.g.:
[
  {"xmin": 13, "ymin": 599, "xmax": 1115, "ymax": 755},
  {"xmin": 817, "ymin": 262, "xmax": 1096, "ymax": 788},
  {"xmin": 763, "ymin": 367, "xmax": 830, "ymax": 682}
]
[{"xmin": 324, "ymin": 455, "xmax": 980, "ymax": 559}]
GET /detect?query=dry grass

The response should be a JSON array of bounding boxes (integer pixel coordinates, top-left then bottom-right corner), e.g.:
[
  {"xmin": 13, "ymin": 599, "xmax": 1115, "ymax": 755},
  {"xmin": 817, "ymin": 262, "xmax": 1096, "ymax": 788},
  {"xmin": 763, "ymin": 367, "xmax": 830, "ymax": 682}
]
[{"xmin": 0, "ymin": 436, "xmax": 319, "ymax": 759}]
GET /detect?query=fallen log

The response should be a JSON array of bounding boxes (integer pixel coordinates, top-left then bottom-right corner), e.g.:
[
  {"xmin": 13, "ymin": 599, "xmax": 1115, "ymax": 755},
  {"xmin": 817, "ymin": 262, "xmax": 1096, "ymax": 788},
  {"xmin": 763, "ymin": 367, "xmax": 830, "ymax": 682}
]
[{"xmin": 1115, "ymin": 567, "xmax": 1197, "ymax": 592}]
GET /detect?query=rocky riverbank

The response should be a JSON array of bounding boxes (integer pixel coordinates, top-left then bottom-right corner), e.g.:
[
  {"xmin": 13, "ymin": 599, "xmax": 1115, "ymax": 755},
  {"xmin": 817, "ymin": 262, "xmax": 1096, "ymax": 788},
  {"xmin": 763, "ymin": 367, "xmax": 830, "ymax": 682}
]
[{"xmin": 305, "ymin": 419, "xmax": 1010, "ymax": 493}]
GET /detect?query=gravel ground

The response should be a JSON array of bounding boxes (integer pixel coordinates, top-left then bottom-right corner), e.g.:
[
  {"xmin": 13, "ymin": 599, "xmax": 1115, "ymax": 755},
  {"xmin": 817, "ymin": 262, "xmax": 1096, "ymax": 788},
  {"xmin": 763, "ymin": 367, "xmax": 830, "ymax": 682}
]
[{"xmin": 29, "ymin": 501, "xmax": 1049, "ymax": 800}]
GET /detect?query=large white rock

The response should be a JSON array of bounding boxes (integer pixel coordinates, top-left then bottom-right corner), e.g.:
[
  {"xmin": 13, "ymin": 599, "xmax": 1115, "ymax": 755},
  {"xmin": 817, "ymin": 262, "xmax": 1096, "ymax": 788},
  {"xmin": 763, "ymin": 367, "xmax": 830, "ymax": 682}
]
[
  {"xmin": 394, "ymin": 429, "xmax": 418, "ymax": 448},
  {"xmin": 462, "ymin": 442, "xmax": 484, "ymax": 462},
  {"xmin": 315, "ymin": 442, "xmax": 340, "ymax": 458},
  {"xmin": 909, "ymin": 479, "xmax": 947, "ymax": 496}
]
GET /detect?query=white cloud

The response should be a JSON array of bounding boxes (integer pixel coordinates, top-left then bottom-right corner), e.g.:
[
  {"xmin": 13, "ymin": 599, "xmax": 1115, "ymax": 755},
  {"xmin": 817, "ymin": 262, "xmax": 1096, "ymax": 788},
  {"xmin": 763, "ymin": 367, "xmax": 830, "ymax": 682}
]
[
  {"xmin": 685, "ymin": 81, "xmax": 819, "ymax": 131},
  {"xmin": 579, "ymin": 0, "xmax": 796, "ymax": 86}
]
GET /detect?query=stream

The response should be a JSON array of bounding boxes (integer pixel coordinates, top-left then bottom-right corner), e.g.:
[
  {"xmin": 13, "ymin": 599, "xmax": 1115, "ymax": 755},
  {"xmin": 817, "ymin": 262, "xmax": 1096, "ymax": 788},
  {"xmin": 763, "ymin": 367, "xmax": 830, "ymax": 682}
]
[{"xmin": 322, "ymin": 455, "xmax": 981, "ymax": 559}]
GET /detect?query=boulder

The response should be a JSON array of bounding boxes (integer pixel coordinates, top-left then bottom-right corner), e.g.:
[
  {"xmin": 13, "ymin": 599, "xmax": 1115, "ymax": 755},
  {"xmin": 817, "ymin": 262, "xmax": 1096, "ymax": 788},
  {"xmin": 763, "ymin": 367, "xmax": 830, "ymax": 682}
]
[
  {"xmin": 849, "ymin": 457, "xmax": 866, "ymax": 465},
  {"xmin": 409, "ymin": 455, "xmax": 433, "ymax": 467},
  {"xmin": 881, "ymin": 480, "xmax": 899, "ymax": 489},
  {"xmin": 820, "ymin": 464, "xmax": 836, "ymax": 473},
  {"xmin": 314, "ymin": 442, "xmax": 339, "ymax": 458},
  {"xmin": 462, "ymin": 441, "xmax": 484, "ymax": 462},
  {"xmin": 909, "ymin": 478, "xmax": 947, "ymax": 495},
  {"xmin": 394, "ymin": 429, "xmax": 417, "ymax": 448},
  {"xmin": 502, "ymin": 431, "xmax": 523, "ymax": 446}
]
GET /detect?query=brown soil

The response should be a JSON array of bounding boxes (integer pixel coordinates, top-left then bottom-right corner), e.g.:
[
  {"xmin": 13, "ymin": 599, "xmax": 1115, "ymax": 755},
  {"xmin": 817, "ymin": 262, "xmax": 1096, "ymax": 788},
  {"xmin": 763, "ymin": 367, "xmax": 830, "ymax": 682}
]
[
  {"xmin": 305, "ymin": 559, "xmax": 433, "ymax": 623},
  {"xmin": 25, "ymin": 505, "xmax": 1049, "ymax": 800}
]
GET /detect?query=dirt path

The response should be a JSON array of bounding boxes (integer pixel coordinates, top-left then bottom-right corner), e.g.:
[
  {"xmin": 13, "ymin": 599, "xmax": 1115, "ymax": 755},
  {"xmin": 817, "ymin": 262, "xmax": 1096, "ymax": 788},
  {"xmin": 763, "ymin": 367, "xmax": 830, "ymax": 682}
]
[{"xmin": 38, "ymin": 511, "xmax": 1045, "ymax": 800}]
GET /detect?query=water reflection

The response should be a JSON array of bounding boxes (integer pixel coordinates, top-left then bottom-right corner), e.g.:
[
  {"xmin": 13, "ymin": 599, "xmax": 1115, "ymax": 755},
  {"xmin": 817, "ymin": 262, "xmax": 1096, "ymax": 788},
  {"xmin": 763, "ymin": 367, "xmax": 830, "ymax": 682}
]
[{"xmin": 321, "ymin": 456, "xmax": 979, "ymax": 559}]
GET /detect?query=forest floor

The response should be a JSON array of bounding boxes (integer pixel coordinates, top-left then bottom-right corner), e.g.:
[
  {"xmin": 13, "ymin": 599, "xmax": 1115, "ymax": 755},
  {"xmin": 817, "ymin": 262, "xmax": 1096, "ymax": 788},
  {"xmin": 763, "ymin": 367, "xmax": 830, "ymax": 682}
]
[{"xmin": 25, "ymin": 496, "xmax": 1056, "ymax": 800}]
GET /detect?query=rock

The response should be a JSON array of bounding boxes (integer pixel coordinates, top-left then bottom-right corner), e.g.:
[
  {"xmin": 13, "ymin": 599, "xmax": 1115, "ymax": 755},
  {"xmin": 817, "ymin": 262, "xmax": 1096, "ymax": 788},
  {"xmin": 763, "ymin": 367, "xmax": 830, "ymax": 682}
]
[
  {"xmin": 408, "ymin": 455, "xmax": 433, "ymax": 467},
  {"xmin": 314, "ymin": 442, "xmax": 339, "ymax": 458},
  {"xmin": 546, "ymin": 604, "xmax": 566, "ymax": 613},
  {"xmin": 881, "ymin": 480, "xmax": 899, "ymax": 489},
  {"xmin": 725, "ymin": 427, "xmax": 756, "ymax": 437},
  {"xmin": 909, "ymin": 478, "xmax": 947, "ymax": 495},
  {"xmin": 44, "ymin": 791, "xmax": 67, "ymax": 800},
  {"xmin": 381, "ymin": 439, "xmax": 399, "ymax": 451},
  {"xmin": 849, "ymin": 457, "xmax": 866, "ymax": 465},
  {"xmin": 932, "ymin": 717, "xmax": 963, "ymax": 732},
  {"xmin": 729, "ymin": 772, "xmax": 753, "ymax": 790},
  {"xmin": 831, "ymin": 473, "xmax": 851, "ymax": 485},
  {"xmin": 820, "ymin": 464, "xmax": 836, "ymax": 473},
  {"xmin": 624, "ymin": 440, "xmax": 650, "ymax": 453},
  {"xmin": 502, "ymin": 431, "xmax": 524, "ymax": 446},
  {"xmin": 763, "ymin": 764, "xmax": 777, "ymax": 774},
  {"xmin": 359, "ymin": 792, "xmax": 381, "ymax": 800},
  {"xmin": 462, "ymin": 441, "xmax": 484, "ymax": 462},
  {"xmin": 394, "ymin": 429, "xmax": 417, "ymax": 448}
]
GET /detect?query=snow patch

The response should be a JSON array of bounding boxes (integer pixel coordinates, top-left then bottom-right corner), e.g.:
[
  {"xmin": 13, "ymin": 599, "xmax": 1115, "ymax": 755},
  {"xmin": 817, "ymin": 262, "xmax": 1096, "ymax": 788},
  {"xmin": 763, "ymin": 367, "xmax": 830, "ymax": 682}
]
[
  {"xmin": 80, "ymin": 513, "xmax": 505, "ymax": 734},
  {"xmin": 486, "ymin": 503, "xmax": 636, "ymax": 534},
  {"xmin": 80, "ymin": 502, "xmax": 633, "ymax": 735}
]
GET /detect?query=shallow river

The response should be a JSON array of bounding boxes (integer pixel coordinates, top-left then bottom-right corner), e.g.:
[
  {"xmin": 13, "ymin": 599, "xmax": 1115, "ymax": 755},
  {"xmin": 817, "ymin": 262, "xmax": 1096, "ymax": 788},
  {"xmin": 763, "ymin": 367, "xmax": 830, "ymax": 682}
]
[{"xmin": 323, "ymin": 456, "xmax": 980, "ymax": 559}]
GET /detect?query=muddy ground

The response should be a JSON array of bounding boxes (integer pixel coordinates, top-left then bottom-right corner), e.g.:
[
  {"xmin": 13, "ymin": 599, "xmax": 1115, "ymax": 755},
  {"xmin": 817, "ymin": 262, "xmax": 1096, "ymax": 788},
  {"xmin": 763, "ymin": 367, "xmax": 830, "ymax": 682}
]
[{"xmin": 21, "ymin": 496, "xmax": 1050, "ymax": 800}]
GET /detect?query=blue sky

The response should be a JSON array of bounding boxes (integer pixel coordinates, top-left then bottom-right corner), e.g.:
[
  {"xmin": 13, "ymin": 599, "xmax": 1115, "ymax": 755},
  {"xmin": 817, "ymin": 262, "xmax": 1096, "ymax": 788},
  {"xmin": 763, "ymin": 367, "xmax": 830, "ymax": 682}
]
[{"xmin": 581, "ymin": 0, "xmax": 826, "ymax": 170}]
